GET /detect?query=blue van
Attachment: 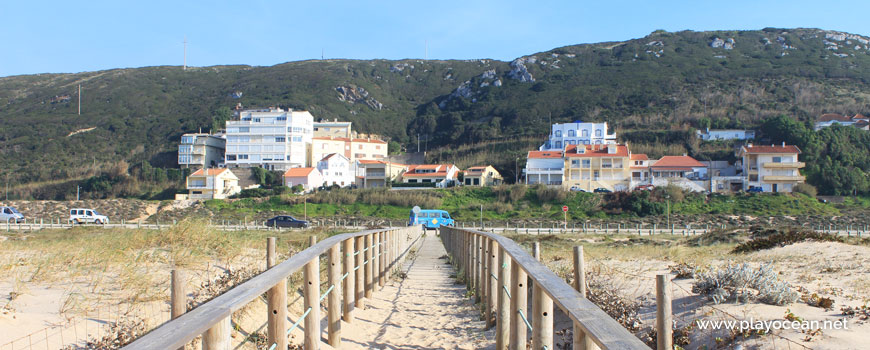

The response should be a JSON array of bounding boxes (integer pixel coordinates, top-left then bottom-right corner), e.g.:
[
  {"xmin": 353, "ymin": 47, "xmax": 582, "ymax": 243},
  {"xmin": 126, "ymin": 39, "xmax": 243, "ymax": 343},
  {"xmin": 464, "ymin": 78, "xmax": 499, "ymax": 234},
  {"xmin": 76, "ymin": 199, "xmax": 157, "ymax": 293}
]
[{"xmin": 409, "ymin": 209, "xmax": 455, "ymax": 229}]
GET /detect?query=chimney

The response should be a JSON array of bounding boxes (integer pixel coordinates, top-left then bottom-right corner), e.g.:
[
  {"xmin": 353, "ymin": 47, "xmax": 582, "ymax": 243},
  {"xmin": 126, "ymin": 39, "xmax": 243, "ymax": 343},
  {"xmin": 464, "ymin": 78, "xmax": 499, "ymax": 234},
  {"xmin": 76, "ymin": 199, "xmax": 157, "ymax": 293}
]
[{"xmin": 782, "ymin": 141, "xmax": 786, "ymax": 147}]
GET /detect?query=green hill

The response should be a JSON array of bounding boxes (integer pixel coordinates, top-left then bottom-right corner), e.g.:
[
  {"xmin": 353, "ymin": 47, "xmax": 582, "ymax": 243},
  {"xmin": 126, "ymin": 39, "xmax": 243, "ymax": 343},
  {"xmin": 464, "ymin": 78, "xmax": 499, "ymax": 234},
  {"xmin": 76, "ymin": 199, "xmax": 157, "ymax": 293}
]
[{"xmin": 2, "ymin": 28, "xmax": 870, "ymax": 198}]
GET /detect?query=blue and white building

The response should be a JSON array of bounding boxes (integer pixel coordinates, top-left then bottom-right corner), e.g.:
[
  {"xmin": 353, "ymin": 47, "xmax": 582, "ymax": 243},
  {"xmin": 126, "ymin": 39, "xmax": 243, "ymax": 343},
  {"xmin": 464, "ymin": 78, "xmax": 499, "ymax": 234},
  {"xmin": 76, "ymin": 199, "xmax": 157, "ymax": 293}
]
[
  {"xmin": 225, "ymin": 108, "xmax": 314, "ymax": 171},
  {"xmin": 539, "ymin": 121, "xmax": 616, "ymax": 150}
]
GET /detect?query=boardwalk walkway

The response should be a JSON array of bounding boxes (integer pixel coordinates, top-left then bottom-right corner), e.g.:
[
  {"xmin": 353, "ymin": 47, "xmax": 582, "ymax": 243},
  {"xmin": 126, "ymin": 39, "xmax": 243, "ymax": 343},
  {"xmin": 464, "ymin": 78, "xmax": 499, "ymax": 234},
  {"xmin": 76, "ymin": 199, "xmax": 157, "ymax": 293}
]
[{"xmin": 340, "ymin": 232, "xmax": 492, "ymax": 349}]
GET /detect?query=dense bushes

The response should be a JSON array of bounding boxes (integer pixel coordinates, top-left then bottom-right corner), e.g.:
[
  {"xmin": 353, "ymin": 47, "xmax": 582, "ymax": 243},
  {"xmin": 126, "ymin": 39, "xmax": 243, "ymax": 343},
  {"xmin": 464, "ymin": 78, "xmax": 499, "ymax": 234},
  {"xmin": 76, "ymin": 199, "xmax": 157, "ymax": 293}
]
[{"xmin": 732, "ymin": 226, "xmax": 843, "ymax": 253}]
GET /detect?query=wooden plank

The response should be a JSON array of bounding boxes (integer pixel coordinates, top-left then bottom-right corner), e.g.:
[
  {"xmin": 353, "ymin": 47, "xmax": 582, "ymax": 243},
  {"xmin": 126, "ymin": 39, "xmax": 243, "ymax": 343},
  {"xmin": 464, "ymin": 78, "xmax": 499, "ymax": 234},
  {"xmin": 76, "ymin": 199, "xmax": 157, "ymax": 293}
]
[
  {"xmin": 304, "ymin": 236, "xmax": 321, "ymax": 350},
  {"xmin": 327, "ymin": 244, "xmax": 341, "ymax": 347},
  {"xmin": 342, "ymin": 237, "xmax": 355, "ymax": 322},
  {"xmin": 355, "ymin": 236, "xmax": 365, "ymax": 308},
  {"xmin": 496, "ymin": 246, "xmax": 510, "ymax": 350},
  {"xmin": 509, "ymin": 259, "xmax": 527, "ymax": 350},
  {"xmin": 447, "ymin": 227, "xmax": 650, "ymax": 349},
  {"xmin": 657, "ymin": 275, "xmax": 672, "ymax": 350},
  {"xmin": 487, "ymin": 238, "xmax": 497, "ymax": 328},
  {"xmin": 364, "ymin": 234, "xmax": 373, "ymax": 298},
  {"xmin": 266, "ymin": 238, "xmax": 287, "ymax": 350},
  {"xmin": 122, "ymin": 228, "xmax": 393, "ymax": 350}
]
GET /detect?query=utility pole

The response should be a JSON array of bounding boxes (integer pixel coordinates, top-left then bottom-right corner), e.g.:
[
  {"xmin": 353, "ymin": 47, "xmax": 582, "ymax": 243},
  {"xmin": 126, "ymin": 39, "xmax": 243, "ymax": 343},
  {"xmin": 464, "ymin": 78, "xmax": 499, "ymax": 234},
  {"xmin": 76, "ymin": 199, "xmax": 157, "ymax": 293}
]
[
  {"xmin": 77, "ymin": 84, "xmax": 81, "ymax": 115},
  {"xmin": 321, "ymin": 48, "xmax": 324, "ymax": 60},
  {"xmin": 515, "ymin": 157, "xmax": 519, "ymax": 184},
  {"xmin": 77, "ymin": 186, "xmax": 80, "ymax": 201},
  {"xmin": 417, "ymin": 134, "xmax": 420, "ymax": 153},
  {"xmin": 479, "ymin": 204, "xmax": 483, "ymax": 229},
  {"xmin": 183, "ymin": 37, "xmax": 187, "ymax": 70}
]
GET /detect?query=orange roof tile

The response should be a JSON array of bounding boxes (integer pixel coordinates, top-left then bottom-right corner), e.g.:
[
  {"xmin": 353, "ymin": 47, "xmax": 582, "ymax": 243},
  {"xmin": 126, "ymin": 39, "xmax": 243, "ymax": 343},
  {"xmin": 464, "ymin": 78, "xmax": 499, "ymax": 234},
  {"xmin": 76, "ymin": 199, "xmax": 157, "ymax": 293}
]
[
  {"xmin": 630, "ymin": 154, "xmax": 649, "ymax": 161},
  {"xmin": 740, "ymin": 145, "xmax": 801, "ymax": 154},
  {"xmin": 283, "ymin": 167, "xmax": 318, "ymax": 177},
  {"xmin": 650, "ymin": 156, "xmax": 706, "ymax": 169},
  {"xmin": 527, "ymin": 151, "xmax": 563, "ymax": 159},
  {"xmin": 818, "ymin": 113, "xmax": 852, "ymax": 122},
  {"xmin": 564, "ymin": 144, "xmax": 629, "ymax": 158},
  {"xmin": 191, "ymin": 168, "xmax": 229, "ymax": 176}
]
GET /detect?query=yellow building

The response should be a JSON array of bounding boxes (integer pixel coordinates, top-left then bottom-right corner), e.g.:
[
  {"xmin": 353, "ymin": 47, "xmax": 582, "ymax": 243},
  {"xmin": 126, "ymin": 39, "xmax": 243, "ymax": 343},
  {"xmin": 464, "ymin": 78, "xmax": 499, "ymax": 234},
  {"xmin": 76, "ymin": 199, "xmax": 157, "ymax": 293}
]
[
  {"xmin": 737, "ymin": 144, "xmax": 805, "ymax": 192},
  {"xmin": 186, "ymin": 168, "xmax": 241, "ymax": 200},
  {"xmin": 309, "ymin": 137, "xmax": 388, "ymax": 166},
  {"xmin": 356, "ymin": 160, "xmax": 408, "ymax": 188},
  {"xmin": 463, "ymin": 165, "xmax": 503, "ymax": 186},
  {"xmin": 561, "ymin": 144, "xmax": 634, "ymax": 192},
  {"xmin": 313, "ymin": 120, "xmax": 353, "ymax": 138}
]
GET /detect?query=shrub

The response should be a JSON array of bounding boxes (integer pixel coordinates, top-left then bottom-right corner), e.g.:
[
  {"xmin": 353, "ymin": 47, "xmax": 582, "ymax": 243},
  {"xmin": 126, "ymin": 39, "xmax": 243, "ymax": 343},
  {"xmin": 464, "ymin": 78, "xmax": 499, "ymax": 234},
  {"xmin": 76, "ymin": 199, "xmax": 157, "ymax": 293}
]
[
  {"xmin": 692, "ymin": 262, "xmax": 799, "ymax": 305},
  {"xmin": 534, "ymin": 185, "xmax": 568, "ymax": 203},
  {"xmin": 732, "ymin": 226, "xmax": 842, "ymax": 253},
  {"xmin": 793, "ymin": 183, "xmax": 818, "ymax": 198}
]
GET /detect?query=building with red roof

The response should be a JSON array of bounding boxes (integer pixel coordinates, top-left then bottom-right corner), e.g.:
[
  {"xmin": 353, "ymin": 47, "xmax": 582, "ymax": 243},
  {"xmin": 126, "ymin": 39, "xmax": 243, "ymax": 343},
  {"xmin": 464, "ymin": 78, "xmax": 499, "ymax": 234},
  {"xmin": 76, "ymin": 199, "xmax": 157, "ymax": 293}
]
[
  {"xmin": 524, "ymin": 150, "xmax": 564, "ymax": 185},
  {"xmin": 186, "ymin": 168, "xmax": 240, "ymax": 200},
  {"xmin": 356, "ymin": 160, "xmax": 409, "ymax": 188},
  {"xmin": 283, "ymin": 167, "xmax": 323, "ymax": 192},
  {"xmin": 561, "ymin": 144, "xmax": 635, "ymax": 192},
  {"xmin": 463, "ymin": 165, "xmax": 503, "ymax": 186},
  {"xmin": 737, "ymin": 143, "xmax": 805, "ymax": 193},
  {"xmin": 401, "ymin": 164, "xmax": 459, "ymax": 186}
]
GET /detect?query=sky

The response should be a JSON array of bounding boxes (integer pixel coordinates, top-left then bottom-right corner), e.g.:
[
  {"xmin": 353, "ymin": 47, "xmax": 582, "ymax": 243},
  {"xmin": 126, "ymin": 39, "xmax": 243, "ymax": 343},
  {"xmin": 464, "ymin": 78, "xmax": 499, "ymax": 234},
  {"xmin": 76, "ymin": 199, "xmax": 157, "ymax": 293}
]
[{"xmin": 1, "ymin": 0, "xmax": 868, "ymax": 77}]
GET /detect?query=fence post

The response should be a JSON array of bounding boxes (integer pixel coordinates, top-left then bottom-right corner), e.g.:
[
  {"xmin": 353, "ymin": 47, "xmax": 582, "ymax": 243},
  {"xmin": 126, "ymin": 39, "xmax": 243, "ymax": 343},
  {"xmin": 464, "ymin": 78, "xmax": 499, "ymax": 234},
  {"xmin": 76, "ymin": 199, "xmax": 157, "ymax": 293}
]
[
  {"xmin": 496, "ymin": 246, "xmax": 510, "ymax": 350},
  {"xmin": 379, "ymin": 231, "xmax": 386, "ymax": 287},
  {"xmin": 373, "ymin": 232, "xmax": 381, "ymax": 290},
  {"xmin": 532, "ymin": 282, "xmax": 554, "ymax": 350},
  {"xmin": 354, "ymin": 236, "xmax": 365, "ymax": 308},
  {"xmin": 572, "ymin": 246, "xmax": 594, "ymax": 350},
  {"xmin": 656, "ymin": 275, "xmax": 673, "ymax": 350},
  {"xmin": 343, "ymin": 237, "xmax": 355, "ymax": 322},
  {"xmin": 487, "ymin": 238, "xmax": 498, "ymax": 328},
  {"xmin": 266, "ymin": 237, "xmax": 287, "ymax": 350},
  {"xmin": 482, "ymin": 236, "xmax": 491, "ymax": 322},
  {"xmin": 170, "ymin": 269, "xmax": 186, "ymax": 350},
  {"xmin": 475, "ymin": 234, "xmax": 483, "ymax": 303},
  {"xmin": 304, "ymin": 236, "xmax": 321, "ymax": 350},
  {"xmin": 509, "ymin": 260, "xmax": 528, "ymax": 350},
  {"xmin": 328, "ymin": 243, "xmax": 341, "ymax": 347},
  {"xmin": 364, "ymin": 234, "xmax": 373, "ymax": 298},
  {"xmin": 202, "ymin": 317, "xmax": 231, "ymax": 350}
]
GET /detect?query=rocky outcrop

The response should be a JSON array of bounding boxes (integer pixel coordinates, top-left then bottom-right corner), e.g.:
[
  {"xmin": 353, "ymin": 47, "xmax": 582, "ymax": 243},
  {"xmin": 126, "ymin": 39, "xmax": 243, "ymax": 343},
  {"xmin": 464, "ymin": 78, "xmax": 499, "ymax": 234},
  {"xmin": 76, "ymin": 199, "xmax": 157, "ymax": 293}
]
[
  {"xmin": 507, "ymin": 57, "xmax": 535, "ymax": 82},
  {"xmin": 710, "ymin": 37, "xmax": 735, "ymax": 50},
  {"xmin": 335, "ymin": 85, "xmax": 384, "ymax": 110}
]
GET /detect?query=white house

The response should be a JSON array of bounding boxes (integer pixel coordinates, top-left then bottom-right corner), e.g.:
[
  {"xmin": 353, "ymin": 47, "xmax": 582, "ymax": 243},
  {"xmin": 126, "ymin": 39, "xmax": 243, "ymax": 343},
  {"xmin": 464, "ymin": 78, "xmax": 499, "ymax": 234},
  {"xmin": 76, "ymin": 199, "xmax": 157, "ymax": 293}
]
[
  {"xmin": 283, "ymin": 167, "xmax": 323, "ymax": 192},
  {"xmin": 523, "ymin": 150, "xmax": 564, "ymax": 185},
  {"xmin": 186, "ymin": 168, "xmax": 241, "ymax": 200},
  {"xmin": 696, "ymin": 128, "xmax": 756, "ymax": 141},
  {"xmin": 814, "ymin": 113, "xmax": 869, "ymax": 131},
  {"xmin": 225, "ymin": 108, "xmax": 314, "ymax": 171},
  {"xmin": 178, "ymin": 133, "xmax": 226, "ymax": 169},
  {"xmin": 316, "ymin": 153, "xmax": 353, "ymax": 187},
  {"xmin": 737, "ymin": 143, "xmax": 805, "ymax": 193},
  {"xmin": 539, "ymin": 121, "xmax": 616, "ymax": 151}
]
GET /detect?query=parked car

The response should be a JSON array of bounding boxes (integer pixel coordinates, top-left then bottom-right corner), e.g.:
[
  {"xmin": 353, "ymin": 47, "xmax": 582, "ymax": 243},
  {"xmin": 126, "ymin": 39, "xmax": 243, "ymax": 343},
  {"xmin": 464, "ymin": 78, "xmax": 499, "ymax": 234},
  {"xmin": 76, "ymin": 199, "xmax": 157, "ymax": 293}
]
[
  {"xmin": 0, "ymin": 206, "xmax": 24, "ymax": 223},
  {"xmin": 635, "ymin": 184, "xmax": 655, "ymax": 191},
  {"xmin": 265, "ymin": 215, "xmax": 309, "ymax": 228},
  {"xmin": 69, "ymin": 208, "xmax": 109, "ymax": 224},
  {"xmin": 746, "ymin": 186, "xmax": 763, "ymax": 193},
  {"xmin": 593, "ymin": 188, "xmax": 612, "ymax": 193},
  {"xmin": 569, "ymin": 186, "xmax": 589, "ymax": 192}
]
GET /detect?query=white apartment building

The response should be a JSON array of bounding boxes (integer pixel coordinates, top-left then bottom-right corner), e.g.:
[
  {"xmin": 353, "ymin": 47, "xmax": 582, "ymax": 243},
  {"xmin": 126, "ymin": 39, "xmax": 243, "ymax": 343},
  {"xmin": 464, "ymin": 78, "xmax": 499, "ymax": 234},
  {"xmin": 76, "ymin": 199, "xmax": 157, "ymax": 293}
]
[
  {"xmin": 316, "ymin": 153, "xmax": 353, "ymax": 187},
  {"xmin": 540, "ymin": 121, "xmax": 616, "ymax": 150},
  {"xmin": 178, "ymin": 133, "xmax": 226, "ymax": 169},
  {"xmin": 696, "ymin": 128, "xmax": 756, "ymax": 141},
  {"xmin": 524, "ymin": 150, "xmax": 564, "ymax": 185},
  {"xmin": 224, "ymin": 108, "xmax": 314, "ymax": 171}
]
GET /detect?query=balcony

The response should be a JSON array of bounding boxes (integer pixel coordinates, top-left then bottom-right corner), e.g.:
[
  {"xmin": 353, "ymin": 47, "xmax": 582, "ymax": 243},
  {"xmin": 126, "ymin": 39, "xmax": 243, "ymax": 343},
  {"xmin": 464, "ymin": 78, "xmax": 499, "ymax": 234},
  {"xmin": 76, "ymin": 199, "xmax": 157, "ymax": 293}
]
[
  {"xmin": 762, "ymin": 175, "xmax": 806, "ymax": 182},
  {"xmin": 365, "ymin": 171, "xmax": 387, "ymax": 177},
  {"xmin": 524, "ymin": 168, "xmax": 564, "ymax": 175},
  {"xmin": 763, "ymin": 162, "xmax": 805, "ymax": 168}
]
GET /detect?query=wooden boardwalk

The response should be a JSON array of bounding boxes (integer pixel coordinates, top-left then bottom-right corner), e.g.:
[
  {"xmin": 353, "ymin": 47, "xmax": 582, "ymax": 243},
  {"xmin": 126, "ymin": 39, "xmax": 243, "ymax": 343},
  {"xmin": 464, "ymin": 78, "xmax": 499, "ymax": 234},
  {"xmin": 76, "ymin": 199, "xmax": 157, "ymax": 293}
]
[{"xmin": 341, "ymin": 232, "xmax": 491, "ymax": 349}]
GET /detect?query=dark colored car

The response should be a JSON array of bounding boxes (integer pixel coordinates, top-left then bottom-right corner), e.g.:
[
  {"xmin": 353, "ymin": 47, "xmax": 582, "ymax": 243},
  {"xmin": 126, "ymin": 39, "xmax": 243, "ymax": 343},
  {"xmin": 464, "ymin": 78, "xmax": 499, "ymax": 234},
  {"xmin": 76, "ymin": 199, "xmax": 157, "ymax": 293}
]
[
  {"xmin": 746, "ymin": 187, "xmax": 763, "ymax": 193},
  {"xmin": 265, "ymin": 215, "xmax": 309, "ymax": 228},
  {"xmin": 593, "ymin": 187, "xmax": 612, "ymax": 193}
]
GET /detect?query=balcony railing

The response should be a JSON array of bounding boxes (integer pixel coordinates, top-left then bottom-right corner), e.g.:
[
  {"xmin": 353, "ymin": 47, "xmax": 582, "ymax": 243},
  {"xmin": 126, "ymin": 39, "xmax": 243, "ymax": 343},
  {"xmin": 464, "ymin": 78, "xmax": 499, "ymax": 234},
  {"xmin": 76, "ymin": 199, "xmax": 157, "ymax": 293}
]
[
  {"xmin": 763, "ymin": 162, "xmax": 805, "ymax": 168},
  {"xmin": 762, "ymin": 175, "xmax": 806, "ymax": 181}
]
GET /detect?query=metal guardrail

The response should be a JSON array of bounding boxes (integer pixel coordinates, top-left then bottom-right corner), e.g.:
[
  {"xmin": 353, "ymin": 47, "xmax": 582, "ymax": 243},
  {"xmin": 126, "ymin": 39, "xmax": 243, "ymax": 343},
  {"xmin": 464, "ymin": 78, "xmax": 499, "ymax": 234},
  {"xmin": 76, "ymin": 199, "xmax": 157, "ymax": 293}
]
[
  {"xmin": 440, "ymin": 226, "xmax": 650, "ymax": 349},
  {"xmin": 121, "ymin": 225, "xmax": 423, "ymax": 350}
]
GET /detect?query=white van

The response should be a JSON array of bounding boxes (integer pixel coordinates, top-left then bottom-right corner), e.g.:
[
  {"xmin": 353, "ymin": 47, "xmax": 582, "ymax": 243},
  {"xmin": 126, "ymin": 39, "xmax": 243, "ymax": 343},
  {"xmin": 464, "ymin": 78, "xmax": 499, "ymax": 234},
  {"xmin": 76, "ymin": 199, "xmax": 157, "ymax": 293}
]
[
  {"xmin": 69, "ymin": 208, "xmax": 109, "ymax": 225},
  {"xmin": 0, "ymin": 206, "xmax": 25, "ymax": 223}
]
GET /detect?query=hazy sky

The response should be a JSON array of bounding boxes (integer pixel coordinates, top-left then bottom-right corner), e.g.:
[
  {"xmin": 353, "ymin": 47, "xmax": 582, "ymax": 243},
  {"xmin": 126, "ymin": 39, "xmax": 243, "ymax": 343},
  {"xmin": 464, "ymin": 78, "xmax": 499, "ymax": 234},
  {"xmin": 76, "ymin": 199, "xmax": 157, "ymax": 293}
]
[{"xmin": 1, "ymin": 0, "xmax": 867, "ymax": 77}]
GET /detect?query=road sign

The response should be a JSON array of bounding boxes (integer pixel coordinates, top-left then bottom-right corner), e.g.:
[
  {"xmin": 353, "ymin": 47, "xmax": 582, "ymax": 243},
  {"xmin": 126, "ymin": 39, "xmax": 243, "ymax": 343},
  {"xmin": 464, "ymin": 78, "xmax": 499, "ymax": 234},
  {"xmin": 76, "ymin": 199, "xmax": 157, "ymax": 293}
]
[
  {"xmin": 412, "ymin": 206, "xmax": 421, "ymax": 214},
  {"xmin": 562, "ymin": 206, "xmax": 569, "ymax": 212}
]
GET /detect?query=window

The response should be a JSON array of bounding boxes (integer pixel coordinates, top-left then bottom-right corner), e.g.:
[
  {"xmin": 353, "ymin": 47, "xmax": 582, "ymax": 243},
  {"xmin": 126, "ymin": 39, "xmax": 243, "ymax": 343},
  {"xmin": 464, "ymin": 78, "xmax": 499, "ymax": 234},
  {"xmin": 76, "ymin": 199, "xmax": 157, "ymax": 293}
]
[
  {"xmin": 581, "ymin": 130, "xmax": 589, "ymax": 137},
  {"xmin": 181, "ymin": 136, "xmax": 194, "ymax": 144},
  {"xmin": 292, "ymin": 136, "xmax": 302, "ymax": 142},
  {"xmin": 277, "ymin": 116, "xmax": 287, "ymax": 121},
  {"xmin": 238, "ymin": 154, "xmax": 249, "ymax": 160},
  {"xmin": 594, "ymin": 171, "xmax": 599, "ymax": 180},
  {"xmin": 571, "ymin": 172, "xmax": 580, "ymax": 180},
  {"xmin": 358, "ymin": 144, "xmax": 363, "ymax": 150},
  {"xmin": 409, "ymin": 179, "xmax": 418, "ymax": 183},
  {"xmin": 275, "ymin": 137, "xmax": 286, "ymax": 142},
  {"xmin": 313, "ymin": 127, "xmax": 319, "ymax": 131},
  {"xmin": 581, "ymin": 171, "xmax": 590, "ymax": 180},
  {"xmin": 772, "ymin": 157, "xmax": 782, "ymax": 163},
  {"xmin": 555, "ymin": 141, "xmax": 562, "ymax": 149},
  {"xmin": 632, "ymin": 171, "xmax": 641, "ymax": 179},
  {"xmin": 355, "ymin": 153, "xmax": 365, "ymax": 158},
  {"xmin": 635, "ymin": 161, "xmax": 643, "ymax": 166},
  {"xmin": 568, "ymin": 130, "xmax": 576, "ymax": 137},
  {"xmin": 226, "ymin": 155, "xmax": 237, "ymax": 161},
  {"xmin": 238, "ymin": 127, "xmax": 250, "ymax": 133},
  {"xmin": 253, "ymin": 118, "xmax": 261, "ymax": 122},
  {"xmin": 595, "ymin": 130, "xmax": 602, "ymax": 137},
  {"xmin": 375, "ymin": 145, "xmax": 381, "ymax": 150},
  {"xmin": 581, "ymin": 159, "xmax": 591, "ymax": 168},
  {"xmin": 555, "ymin": 130, "xmax": 562, "ymax": 137},
  {"xmin": 571, "ymin": 159, "xmax": 580, "ymax": 168}
]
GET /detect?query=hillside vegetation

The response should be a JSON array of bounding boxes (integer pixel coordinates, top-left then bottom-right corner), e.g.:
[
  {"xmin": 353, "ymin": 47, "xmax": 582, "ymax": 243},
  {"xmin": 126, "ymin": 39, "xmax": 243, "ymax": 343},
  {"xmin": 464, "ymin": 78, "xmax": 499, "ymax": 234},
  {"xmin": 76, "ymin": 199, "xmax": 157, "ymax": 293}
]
[{"xmin": 3, "ymin": 28, "xmax": 870, "ymax": 198}]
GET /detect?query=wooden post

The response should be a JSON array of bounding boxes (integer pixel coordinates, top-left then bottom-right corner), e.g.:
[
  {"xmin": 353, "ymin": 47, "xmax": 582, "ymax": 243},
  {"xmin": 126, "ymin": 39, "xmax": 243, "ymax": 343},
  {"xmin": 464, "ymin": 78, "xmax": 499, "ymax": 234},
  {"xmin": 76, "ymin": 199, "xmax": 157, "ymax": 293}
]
[
  {"xmin": 482, "ymin": 236, "xmax": 491, "ymax": 321},
  {"xmin": 509, "ymin": 260, "xmax": 528, "ymax": 350},
  {"xmin": 342, "ymin": 238, "xmax": 354, "ymax": 322},
  {"xmin": 475, "ymin": 235, "xmax": 483, "ymax": 303},
  {"xmin": 170, "ymin": 269, "xmax": 187, "ymax": 350},
  {"xmin": 572, "ymin": 246, "xmax": 594, "ymax": 350},
  {"xmin": 354, "ymin": 236, "xmax": 365, "ymax": 307},
  {"xmin": 465, "ymin": 231, "xmax": 472, "ymax": 290},
  {"xmin": 496, "ymin": 246, "xmax": 510, "ymax": 350},
  {"xmin": 372, "ymin": 232, "xmax": 380, "ymax": 290},
  {"xmin": 327, "ymin": 243, "xmax": 341, "ymax": 347},
  {"xmin": 487, "ymin": 238, "xmax": 497, "ymax": 328},
  {"xmin": 266, "ymin": 238, "xmax": 287, "ymax": 350},
  {"xmin": 364, "ymin": 234, "xmax": 373, "ymax": 298},
  {"xmin": 656, "ymin": 274, "xmax": 673, "ymax": 350},
  {"xmin": 378, "ymin": 231, "xmax": 386, "ymax": 286},
  {"xmin": 532, "ymin": 283, "xmax": 554, "ymax": 350},
  {"xmin": 304, "ymin": 236, "xmax": 321, "ymax": 350},
  {"xmin": 202, "ymin": 317, "xmax": 231, "ymax": 350}
]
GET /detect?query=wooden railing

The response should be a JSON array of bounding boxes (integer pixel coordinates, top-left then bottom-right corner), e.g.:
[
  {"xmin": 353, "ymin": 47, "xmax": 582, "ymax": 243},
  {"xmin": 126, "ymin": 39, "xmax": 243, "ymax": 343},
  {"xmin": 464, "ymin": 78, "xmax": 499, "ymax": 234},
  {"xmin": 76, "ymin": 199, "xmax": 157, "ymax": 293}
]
[
  {"xmin": 122, "ymin": 226, "xmax": 423, "ymax": 350},
  {"xmin": 439, "ymin": 226, "xmax": 650, "ymax": 350}
]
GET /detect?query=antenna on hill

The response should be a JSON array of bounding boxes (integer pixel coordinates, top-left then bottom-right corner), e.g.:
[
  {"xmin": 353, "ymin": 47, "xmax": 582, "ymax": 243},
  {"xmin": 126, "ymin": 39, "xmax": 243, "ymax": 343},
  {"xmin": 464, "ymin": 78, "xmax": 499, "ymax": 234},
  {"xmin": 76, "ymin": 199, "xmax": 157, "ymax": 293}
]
[{"xmin": 183, "ymin": 37, "xmax": 188, "ymax": 70}]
